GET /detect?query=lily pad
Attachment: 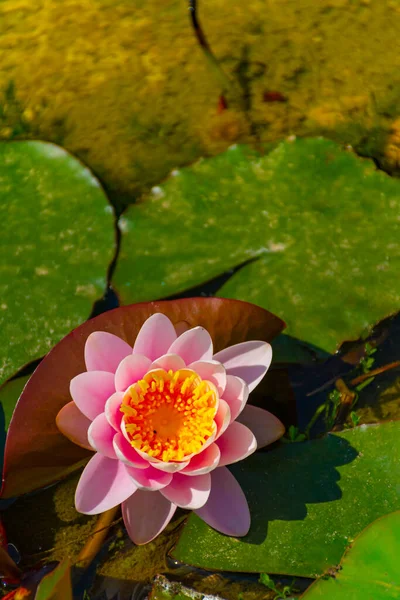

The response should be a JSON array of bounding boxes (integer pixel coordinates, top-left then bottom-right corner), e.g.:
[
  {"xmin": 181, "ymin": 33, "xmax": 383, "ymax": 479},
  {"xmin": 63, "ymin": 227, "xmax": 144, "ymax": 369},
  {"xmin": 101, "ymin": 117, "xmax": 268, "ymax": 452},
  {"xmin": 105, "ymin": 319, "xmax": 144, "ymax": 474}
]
[
  {"xmin": 172, "ymin": 421, "xmax": 400, "ymax": 578},
  {"xmin": 1, "ymin": 298, "xmax": 284, "ymax": 498},
  {"xmin": 0, "ymin": 375, "xmax": 29, "ymax": 480},
  {"xmin": 302, "ymin": 511, "xmax": 400, "ymax": 599},
  {"xmin": 113, "ymin": 138, "xmax": 400, "ymax": 353},
  {"xmin": 0, "ymin": 376, "xmax": 29, "ymax": 433},
  {"xmin": 0, "ymin": 141, "xmax": 115, "ymax": 386},
  {"xmin": 271, "ymin": 334, "xmax": 330, "ymax": 365}
]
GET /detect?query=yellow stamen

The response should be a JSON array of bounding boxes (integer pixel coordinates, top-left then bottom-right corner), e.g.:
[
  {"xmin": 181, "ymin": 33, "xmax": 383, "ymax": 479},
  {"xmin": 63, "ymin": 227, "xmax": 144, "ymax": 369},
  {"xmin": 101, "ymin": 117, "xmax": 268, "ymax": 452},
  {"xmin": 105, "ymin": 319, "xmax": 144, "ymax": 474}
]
[{"xmin": 120, "ymin": 368, "xmax": 218, "ymax": 462}]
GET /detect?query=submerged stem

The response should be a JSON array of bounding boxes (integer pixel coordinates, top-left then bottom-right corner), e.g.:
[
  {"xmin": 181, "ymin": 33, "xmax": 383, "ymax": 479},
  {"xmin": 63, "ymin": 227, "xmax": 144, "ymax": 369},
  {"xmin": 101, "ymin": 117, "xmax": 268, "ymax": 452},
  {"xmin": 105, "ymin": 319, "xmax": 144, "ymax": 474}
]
[{"xmin": 350, "ymin": 360, "xmax": 400, "ymax": 386}]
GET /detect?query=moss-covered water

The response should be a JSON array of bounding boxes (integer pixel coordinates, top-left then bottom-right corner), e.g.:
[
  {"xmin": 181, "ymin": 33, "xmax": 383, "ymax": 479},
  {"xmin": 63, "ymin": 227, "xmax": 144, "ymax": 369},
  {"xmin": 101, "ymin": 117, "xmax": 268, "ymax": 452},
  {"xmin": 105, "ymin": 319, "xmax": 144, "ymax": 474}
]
[
  {"xmin": 1, "ymin": 0, "xmax": 400, "ymax": 207},
  {"xmin": 3, "ymin": 473, "xmax": 286, "ymax": 599}
]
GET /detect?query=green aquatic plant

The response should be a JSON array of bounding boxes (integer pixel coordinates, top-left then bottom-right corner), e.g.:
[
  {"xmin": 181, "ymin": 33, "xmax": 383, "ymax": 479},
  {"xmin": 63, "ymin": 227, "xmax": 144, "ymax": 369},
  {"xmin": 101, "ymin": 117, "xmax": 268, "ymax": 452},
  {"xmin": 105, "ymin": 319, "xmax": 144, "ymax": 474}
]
[{"xmin": 259, "ymin": 573, "xmax": 298, "ymax": 599}]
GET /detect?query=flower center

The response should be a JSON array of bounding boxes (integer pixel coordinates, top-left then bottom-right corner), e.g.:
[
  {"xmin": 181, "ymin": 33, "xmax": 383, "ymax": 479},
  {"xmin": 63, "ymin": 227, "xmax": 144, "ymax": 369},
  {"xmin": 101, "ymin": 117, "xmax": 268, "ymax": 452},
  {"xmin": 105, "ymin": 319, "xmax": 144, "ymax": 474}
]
[{"xmin": 120, "ymin": 369, "xmax": 218, "ymax": 462}]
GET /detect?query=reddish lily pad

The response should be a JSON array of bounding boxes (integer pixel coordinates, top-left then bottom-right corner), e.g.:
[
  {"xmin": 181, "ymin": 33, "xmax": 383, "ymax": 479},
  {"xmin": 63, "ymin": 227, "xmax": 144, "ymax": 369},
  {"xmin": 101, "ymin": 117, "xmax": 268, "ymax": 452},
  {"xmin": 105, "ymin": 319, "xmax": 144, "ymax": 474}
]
[{"xmin": 1, "ymin": 298, "xmax": 284, "ymax": 498}]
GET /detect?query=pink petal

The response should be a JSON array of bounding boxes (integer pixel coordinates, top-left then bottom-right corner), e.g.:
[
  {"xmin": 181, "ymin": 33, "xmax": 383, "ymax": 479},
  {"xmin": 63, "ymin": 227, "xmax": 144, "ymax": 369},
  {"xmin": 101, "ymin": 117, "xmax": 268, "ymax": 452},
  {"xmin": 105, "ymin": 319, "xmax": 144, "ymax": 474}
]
[
  {"xmin": 160, "ymin": 472, "xmax": 211, "ymax": 509},
  {"xmin": 122, "ymin": 490, "xmax": 176, "ymax": 545},
  {"xmin": 217, "ymin": 422, "xmax": 257, "ymax": 467},
  {"xmin": 133, "ymin": 313, "xmax": 177, "ymax": 361},
  {"xmin": 75, "ymin": 454, "xmax": 137, "ymax": 515},
  {"xmin": 168, "ymin": 327, "xmax": 213, "ymax": 364},
  {"xmin": 195, "ymin": 467, "xmax": 250, "ymax": 536},
  {"xmin": 121, "ymin": 419, "xmax": 132, "ymax": 443},
  {"xmin": 88, "ymin": 413, "xmax": 117, "ymax": 459},
  {"xmin": 85, "ymin": 331, "xmax": 132, "ymax": 373},
  {"xmin": 113, "ymin": 433, "xmax": 149, "ymax": 469},
  {"xmin": 222, "ymin": 375, "xmax": 249, "ymax": 422},
  {"xmin": 126, "ymin": 445, "xmax": 189, "ymax": 472},
  {"xmin": 126, "ymin": 465, "xmax": 172, "ymax": 491},
  {"xmin": 140, "ymin": 454, "xmax": 190, "ymax": 473},
  {"xmin": 105, "ymin": 392, "xmax": 124, "ymax": 431},
  {"xmin": 188, "ymin": 360, "xmax": 226, "ymax": 396},
  {"xmin": 114, "ymin": 354, "xmax": 152, "ymax": 392},
  {"xmin": 70, "ymin": 371, "xmax": 116, "ymax": 421},
  {"xmin": 150, "ymin": 353, "xmax": 186, "ymax": 372},
  {"xmin": 214, "ymin": 399, "xmax": 231, "ymax": 441},
  {"xmin": 213, "ymin": 341, "xmax": 272, "ymax": 392},
  {"xmin": 181, "ymin": 443, "xmax": 220, "ymax": 476},
  {"xmin": 236, "ymin": 405, "xmax": 285, "ymax": 448},
  {"xmin": 56, "ymin": 402, "xmax": 93, "ymax": 451}
]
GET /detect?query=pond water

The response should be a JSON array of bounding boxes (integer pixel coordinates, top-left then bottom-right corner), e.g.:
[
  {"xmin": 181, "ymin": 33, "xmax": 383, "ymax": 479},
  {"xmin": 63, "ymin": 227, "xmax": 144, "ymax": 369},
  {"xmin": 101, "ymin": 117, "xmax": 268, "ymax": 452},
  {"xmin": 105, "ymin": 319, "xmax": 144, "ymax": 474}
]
[{"xmin": 1, "ymin": 1, "xmax": 400, "ymax": 599}]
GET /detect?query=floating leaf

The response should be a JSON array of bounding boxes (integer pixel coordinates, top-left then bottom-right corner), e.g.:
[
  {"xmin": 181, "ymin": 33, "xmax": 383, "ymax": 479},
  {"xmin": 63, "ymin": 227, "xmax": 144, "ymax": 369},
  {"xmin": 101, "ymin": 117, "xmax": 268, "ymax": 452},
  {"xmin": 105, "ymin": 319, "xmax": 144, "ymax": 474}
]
[
  {"xmin": 271, "ymin": 334, "xmax": 330, "ymax": 365},
  {"xmin": 113, "ymin": 138, "xmax": 400, "ymax": 352},
  {"xmin": 0, "ymin": 141, "xmax": 115, "ymax": 386},
  {"xmin": 0, "ymin": 375, "xmax": 29, "ymax": 484},
  {"xmin": 302, "ymin": 511, "xmax": 400, "ymax": 599},
  {"xmin": 172, "ymin": 421, "xmax": 400, "ymax": 577},
  {"xmin": 35, "ymin": 560, "xmax": 72, "ymax": 600},
  {"xmin": 1, "ymin": 298, "xmax": 284, "ymax": 498},
  {"xmin": 0, "ymin": 376, "xmax": 29, "ymax": 433}
]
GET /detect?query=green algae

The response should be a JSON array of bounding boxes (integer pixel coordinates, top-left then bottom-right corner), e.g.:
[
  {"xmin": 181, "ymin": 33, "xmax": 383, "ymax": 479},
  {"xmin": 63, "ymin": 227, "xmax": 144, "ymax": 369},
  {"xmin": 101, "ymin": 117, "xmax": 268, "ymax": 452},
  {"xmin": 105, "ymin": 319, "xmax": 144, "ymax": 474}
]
[
  {"xmin": 96, "ymin": 516, "xmax": 185, "ymax": 582},
  {"xmin": 149, "ymin": 574, "xmax": 279, "ymax": 600},
  {"xmin": 0, "ymin": 0, "xmax": 399, "ymax": 204},
  {"xmin": 348, "ymin": 376, "xmax": 400, "ymax": 426},
  {"xmin": 176, "ymin": 574, "xmax": 278, "ymax": 600},
  {"xmin": 4, "ymin": 473, "xmax": 97, "ymax": 567},
  {"xmin": 3, "ymin": 469, "xmax": 184, "ymax": 584}
]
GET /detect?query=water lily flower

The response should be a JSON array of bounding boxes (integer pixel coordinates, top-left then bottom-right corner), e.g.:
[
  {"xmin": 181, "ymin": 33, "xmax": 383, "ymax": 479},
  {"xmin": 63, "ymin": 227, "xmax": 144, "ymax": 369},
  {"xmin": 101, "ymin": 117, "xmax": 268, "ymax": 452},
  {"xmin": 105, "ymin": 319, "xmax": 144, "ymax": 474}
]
[{"xmin": 56, "ymin": 313, "xmax": 284, "ymax": 544}]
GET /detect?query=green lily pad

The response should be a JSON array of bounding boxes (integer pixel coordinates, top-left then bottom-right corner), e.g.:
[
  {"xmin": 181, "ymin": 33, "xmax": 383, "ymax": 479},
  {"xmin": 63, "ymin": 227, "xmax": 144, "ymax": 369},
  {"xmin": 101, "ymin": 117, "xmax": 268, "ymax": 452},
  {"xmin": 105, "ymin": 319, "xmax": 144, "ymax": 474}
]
[
  {"xmin": 172, "ymin": 421, "xmax": 400, "ymax": 578},
  {"xmin": 113, "ymin": 138, "xmax": 400, "ymax": 353},
  {"xmin": 302, "ymin": 511, "xmax": 400, "ymax": 599},
  {"xmin": 271, "ymin": 334, "xmax": 330, "ymax": 365},
  {"xmin": 0, "ymin": 375, "xmax": 29, "ymax": 432},
  {"xmin": 0, "ymin": 375, "xmax": 29, "ymax": 476},
  {"xmin": 0, "ymin": 141, "xmax": 115, "ymax": 386}
]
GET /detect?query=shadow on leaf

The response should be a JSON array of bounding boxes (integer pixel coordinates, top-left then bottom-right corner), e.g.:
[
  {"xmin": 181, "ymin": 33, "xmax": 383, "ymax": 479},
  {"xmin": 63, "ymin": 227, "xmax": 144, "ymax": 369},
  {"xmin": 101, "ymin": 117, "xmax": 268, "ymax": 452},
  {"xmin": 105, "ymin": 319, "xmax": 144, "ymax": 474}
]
[{"xmin": 231, "ymin": 434, "xmax": 358, "ymax": 546}]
